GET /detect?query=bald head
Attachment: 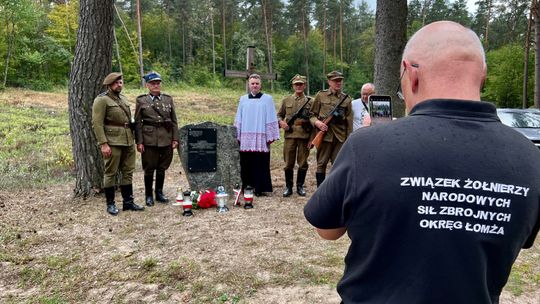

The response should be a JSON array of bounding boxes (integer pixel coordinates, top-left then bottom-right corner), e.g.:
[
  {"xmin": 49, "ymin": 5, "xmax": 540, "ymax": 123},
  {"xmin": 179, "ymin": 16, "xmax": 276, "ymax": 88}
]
[
  {"xmin": 361, "ymin": 83, "xmax": 375, "ymax": 102},
  {"xmin": 400, "ymin": 21, "xmax": 486, "ymax": 111}
]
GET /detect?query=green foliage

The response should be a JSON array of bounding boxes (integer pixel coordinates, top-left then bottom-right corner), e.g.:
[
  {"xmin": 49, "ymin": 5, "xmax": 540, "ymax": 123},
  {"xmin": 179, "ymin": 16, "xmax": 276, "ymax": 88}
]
[
  {"xmin": 0, "ymin": 0, "xmax": 532, "ymax": 104},
  {"xmin": 483, "ymin": 43, "xmax": 533, "ymax": 107},
  {"xmin": 0, "ymin": 101, "xmax": 73, "ymax": 190},
  {"xmin": 181, "ymin": 65, "xmax": 223, "ymax": 88},
  {"xmin": 45, "ymin": 0, "xmax": 78, "ymax": 52}
]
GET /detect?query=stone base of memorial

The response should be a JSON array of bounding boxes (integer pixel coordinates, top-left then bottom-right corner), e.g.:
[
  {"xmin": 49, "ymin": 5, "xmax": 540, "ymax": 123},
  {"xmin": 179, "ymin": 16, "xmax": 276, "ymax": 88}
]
[{"xmin": 178, "ymin": 121, "xmax": 242, "ymax": 195}]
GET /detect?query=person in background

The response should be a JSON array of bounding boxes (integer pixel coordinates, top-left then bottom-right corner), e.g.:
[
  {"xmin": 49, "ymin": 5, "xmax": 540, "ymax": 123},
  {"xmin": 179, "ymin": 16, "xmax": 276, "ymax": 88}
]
[
  {"xmin": 234, "ymin": 74, "xmax": 280, "ymax": 196},
  {"xmin": 92, "ymin": 72, "xmax": 145, "ymax": 215},
  {"xmin": 304, "ymin": 21, "xmax": 540, "ymax": 303},
  {"xmin": 135, "ymin": 71, "xmax": 179, "ymax": 207},
  {"xmin": 277, "ymin": 74, "xmax": 312, "ymax": 197},
  {"xmin": 351, "ymin": 83, "xmax": 374, "ymax": 131}
]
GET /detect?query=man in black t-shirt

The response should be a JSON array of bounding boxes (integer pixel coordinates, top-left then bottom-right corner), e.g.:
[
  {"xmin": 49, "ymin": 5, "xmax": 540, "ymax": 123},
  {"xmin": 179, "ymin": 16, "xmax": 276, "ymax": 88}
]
[{"xmin": 304, "ymin": 21, "xmax": 540, "ymax": 304}]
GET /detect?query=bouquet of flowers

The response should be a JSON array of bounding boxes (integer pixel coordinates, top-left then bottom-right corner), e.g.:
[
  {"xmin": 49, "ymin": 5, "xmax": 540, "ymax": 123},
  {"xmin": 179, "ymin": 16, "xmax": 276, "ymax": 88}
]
[{"xmin": 190, "ymin": 189, "xmax": 217, "ymax": 209}]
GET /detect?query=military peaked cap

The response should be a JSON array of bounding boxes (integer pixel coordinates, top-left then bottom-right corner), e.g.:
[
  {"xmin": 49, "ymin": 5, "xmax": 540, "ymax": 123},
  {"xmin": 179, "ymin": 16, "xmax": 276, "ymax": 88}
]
[
  {"xmin": 291, "ymin": 74, "xmax": 307, "ymax": 84},
  {"xmin": 103, "ymin": 72, "xmax": 123, "ymax": 85},
  {"xmin": 144, "ymin": 71, "xmax": 161, "ymax": 82},
  {"xmin": 327, "ymin": 70, "xmax": 344, "ymax": 80}
]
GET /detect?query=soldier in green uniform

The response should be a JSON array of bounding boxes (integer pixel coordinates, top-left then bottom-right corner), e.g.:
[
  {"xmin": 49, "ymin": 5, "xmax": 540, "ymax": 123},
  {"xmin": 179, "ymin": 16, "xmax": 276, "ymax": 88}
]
[
  {"xmin": 309, "ymin": 71, "xmax": 353, "ymax": 187},
  {"xmin": 135, "ymin": 72, "xmax": 179, "ymax": 206},
  {"xmin": 277, "ymin": 74, "xmax": 312, "ymax": 197},
  {"xmin": 92, "ymin": 72, "xmax": 145, "ymax": 215}
]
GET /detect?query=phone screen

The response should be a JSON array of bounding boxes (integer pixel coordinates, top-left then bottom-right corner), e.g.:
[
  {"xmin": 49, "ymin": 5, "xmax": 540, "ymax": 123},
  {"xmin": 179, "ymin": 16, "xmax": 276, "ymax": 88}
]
[{"xmin": 368, "ymin": 95, "xmax": 392, "ymax": 125}]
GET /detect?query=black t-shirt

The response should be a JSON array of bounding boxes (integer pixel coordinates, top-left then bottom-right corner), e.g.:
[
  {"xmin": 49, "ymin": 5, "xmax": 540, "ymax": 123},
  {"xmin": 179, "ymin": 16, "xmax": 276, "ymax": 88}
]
[{"xmin": 304, "ymin": 99, "xmax": 540, "ymax": 304}]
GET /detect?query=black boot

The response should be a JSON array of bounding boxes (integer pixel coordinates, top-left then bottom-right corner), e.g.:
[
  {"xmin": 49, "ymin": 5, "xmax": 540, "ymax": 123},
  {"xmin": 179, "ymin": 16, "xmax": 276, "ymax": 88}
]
[
  {"xmin": 144, "ymin": 174, "xmax": 154, "ymax": 206},
  {"xmin": 104, "ymin": 187, "xmax": 119, "ymax": 216},
  {"xmin": 296, "ymin": 169, "xmax": 307, "ymax": 196},
  {"xmin": 283, "ymin": 169, "xmax": 293, "ymax": 197},
  {"xmin": 316, "ymin": 172, "xmax": 326, "ymax": 188},
  {"xmin": 121, "ymin": 184, "xmax": 144, "ymax": 211},
  {"xmin": 155, "ymin": 173, "xmax": 169, "ymax": 203}
]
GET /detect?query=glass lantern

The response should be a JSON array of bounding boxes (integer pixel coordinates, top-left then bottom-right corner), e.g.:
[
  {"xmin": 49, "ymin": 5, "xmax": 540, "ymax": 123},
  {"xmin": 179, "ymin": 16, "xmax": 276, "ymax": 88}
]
[
  {"xmin": 216, "ymin": 186, "xmax": 229, "ymax": 213},
  {"xmin": 182, "ymin": 190, "xmax": 193, "ymax": 216},
  {"xmin": 243, "ymin": 185, "xmax": 254, "ymax": 209},
  {"xmin": 172, "ymin": 187, "xmax": 183, "ymax": 206}
]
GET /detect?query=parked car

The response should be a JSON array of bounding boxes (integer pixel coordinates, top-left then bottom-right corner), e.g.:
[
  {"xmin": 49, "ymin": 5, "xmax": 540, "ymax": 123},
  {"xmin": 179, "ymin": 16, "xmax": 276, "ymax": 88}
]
[{"xmin": 496, "ymin": 108, "xmax": 540, "ymax": 149}]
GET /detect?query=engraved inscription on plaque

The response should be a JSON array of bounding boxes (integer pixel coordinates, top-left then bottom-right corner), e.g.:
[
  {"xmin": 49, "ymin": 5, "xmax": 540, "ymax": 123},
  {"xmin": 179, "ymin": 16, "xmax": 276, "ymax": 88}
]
[{"xmin": 187, "ymin": 128, "xmax": 217, "ymax": 172}]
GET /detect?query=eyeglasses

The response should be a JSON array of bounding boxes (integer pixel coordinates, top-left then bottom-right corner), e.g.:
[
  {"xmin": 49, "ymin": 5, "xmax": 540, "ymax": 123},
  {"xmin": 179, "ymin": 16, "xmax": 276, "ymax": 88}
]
[{"xmin": 396, "ymin": 63, "xmax": 419, "ymax": 101}]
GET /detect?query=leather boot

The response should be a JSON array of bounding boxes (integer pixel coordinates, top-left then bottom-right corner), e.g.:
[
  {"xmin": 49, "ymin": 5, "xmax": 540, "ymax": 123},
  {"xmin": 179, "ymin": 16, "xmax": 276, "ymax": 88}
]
[
  {"xmin": 155, "ymin": 173, "xmax": 169, "ymax": 203},
  {"xmin": 296, "ymin": 169, "xmax": 307, "ymax": 196},
  {"xmin": 316, "ymin": 172, "xmax": 326, "ymax": 188},
  {"xmin": 283, "ymin": 169, "xmax": 293, "ymax": 197},
  {"xmin": 121, "ymin": 184, "xmax": 144, "ymax": 211},
  {"xmin": 144, "ymin": 174, "xmax": 154, "ymax": 206},
  {"xmin": 104, "ymin": 187, "xmax": 119, "ymax": 216}
]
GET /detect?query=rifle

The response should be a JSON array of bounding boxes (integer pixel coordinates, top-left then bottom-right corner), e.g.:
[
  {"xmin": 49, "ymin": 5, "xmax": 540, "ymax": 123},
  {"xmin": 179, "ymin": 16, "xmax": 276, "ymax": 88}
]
[
  {"xmin": 285, "ymin": 96, "xmax": 312, "ymax": 133},
  {"xmin": 308, "ymin": 94, "xmax": 349, "ymax": 150}
]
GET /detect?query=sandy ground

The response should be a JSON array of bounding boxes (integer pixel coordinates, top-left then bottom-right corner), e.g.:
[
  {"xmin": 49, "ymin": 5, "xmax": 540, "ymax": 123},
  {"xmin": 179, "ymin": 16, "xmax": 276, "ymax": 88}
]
[
  {"xmin": 1, "ymin": 158, "xmax": 539, "ymax": 303},
  {"xmin": 0, "ymin": 89, "xmax": 538, "ymax": 303}
]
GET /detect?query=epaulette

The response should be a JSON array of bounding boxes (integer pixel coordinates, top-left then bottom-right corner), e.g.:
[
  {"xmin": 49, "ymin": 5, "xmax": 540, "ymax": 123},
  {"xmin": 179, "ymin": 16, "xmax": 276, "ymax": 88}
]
[
  {"xmin": 136, "ymin": 94, "xmax": 147, "ymax": 98},
  {"xmin": 161, "ymin": 93, "xmax": 171, "ymax": 97},
  {"xmin": 97, "ymin": 92, "xmax": 107, "ymax": 97}
]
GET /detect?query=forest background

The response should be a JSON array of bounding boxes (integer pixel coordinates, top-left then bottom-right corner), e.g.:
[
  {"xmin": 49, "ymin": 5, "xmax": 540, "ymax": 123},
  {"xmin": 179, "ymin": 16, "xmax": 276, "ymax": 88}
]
[{"xmin": 0, "ymin": 0, "xmax": 534, "ymax": 108}]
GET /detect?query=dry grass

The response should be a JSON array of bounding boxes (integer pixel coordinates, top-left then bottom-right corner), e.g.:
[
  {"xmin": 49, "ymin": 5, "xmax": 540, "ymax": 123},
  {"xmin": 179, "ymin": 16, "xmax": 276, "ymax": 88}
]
[{"xmin": 0, "ymin": 88, "xmax": 538, "ymax": 303}]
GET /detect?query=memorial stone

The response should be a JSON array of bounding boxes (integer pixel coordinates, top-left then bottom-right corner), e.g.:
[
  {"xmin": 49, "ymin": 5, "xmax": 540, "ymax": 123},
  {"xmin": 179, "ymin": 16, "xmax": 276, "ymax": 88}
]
[{"xmin": 178, "ymin": 122, "xmax": 242, "ymax": 193}]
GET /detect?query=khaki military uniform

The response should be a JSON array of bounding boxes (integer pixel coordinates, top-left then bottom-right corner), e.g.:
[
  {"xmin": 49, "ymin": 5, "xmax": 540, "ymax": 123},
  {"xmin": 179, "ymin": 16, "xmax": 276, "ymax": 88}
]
[
  {"xmin": 92, "ymin": 90, "xmax": 136, "ymax": 188},
  {"xmin": 277, "ymin": 94, "xmax": 313, "ymax": 171},
  {"xmin": 134, "ymin": 93, "xmax": 179, "ymax": 175},
  {"xmin": 309, "ymin": 89, "xmax": 353, "ymax": 173}
]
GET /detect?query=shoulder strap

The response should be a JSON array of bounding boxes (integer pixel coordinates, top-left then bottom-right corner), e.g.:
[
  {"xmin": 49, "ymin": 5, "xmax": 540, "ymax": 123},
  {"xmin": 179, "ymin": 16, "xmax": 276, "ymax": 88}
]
[{"xmin": 362, "ymin": 101, "xmax": 369, "ymax": 112}]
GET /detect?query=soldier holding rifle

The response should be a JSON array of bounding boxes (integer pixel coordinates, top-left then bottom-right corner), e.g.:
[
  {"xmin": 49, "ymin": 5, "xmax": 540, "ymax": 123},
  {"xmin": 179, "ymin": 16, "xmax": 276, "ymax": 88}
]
[
  {"xmin": 277, "ymin": 74, "xmax": 313, "ymax": 197},
  {"xmin": 309, "ymin": 71, "xmax": 353, "ymax": 187}
]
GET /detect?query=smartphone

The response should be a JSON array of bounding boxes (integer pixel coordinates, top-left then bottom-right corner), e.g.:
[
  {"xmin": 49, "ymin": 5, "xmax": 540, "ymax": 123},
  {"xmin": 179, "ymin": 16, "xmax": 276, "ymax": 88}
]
[{"xmin": 368, "ymin": 95, "xmax": 392, "ymax": 124}]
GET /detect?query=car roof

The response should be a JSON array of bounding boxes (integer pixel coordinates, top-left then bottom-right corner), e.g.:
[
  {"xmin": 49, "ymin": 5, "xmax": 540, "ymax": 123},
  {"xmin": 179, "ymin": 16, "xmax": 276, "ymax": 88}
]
[{"xmin": 497, "ymin": 108, "xmax": 540, "ymax": 113}]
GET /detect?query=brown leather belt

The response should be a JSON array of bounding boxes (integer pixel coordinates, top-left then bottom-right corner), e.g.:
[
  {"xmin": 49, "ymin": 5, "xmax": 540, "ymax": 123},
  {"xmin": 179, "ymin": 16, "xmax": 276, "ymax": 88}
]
[
  {"xmin": 294, "ymin": 120, "xmax": 308, "ymax": 126},
  {"xmin": 105, "ymin": 122, "xmax": 130, "ymax": 128}
]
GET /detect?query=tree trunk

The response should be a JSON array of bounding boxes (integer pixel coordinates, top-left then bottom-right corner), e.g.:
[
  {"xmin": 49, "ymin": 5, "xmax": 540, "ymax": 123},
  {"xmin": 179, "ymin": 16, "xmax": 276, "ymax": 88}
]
[
  {"xmin": 484, "ymin": 0, "xmax": 492, "ymax": 49},
  {"xmin": 535, "ymin": 0, "xmax": 540, "ymax": 108},
  {"xmin": 261, "ymin": 0, "xmax": 273, "ymax": 91},
  {"xmin": 333, "ymin": 19, "xmax": 337, "ymax": 69},
  {"xmin": 339, "ymin": 0, "xmax": 343, "ymax": 72},
  {"xmin": 302, "ymin": 5, "xmax": 310, "ymax": 95},
  {"xmin": 523, "ymin": 0, "xmax": 533, "ymax": 109},
  {"xmin": 221, "ymin": 0, "xmax": 227, "ymax": 71},
  {"xmin": 113, "ymin": 27, "xmax": 123, "ymax": 75},
  {"xmin": 3, "ymin": 14, "xmax": 14, "ymax": 87},
  {"xmin": 210, "ymin": 2, "xmax": 216, "ymax": 75},
  {"xmin": 68, "ymin": 0, "xmax": 114, "ymax": 197},
  {"xmin": 374, "ymin": 0, "xmax": 407, "ymax": 117},
  {"xmin": 323, "ymin": 0, "xmax": 327, "ymax": 89},
  {"xmin": 136, "ymin": 0, "xmax": 144, "ymax": 87}
]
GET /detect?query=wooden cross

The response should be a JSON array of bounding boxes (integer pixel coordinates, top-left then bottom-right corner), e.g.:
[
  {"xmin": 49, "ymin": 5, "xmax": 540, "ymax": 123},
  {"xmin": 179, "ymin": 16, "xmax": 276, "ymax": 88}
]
[{"xmin": 223, "ymin": 46, "xmax": 277, "ymax": 92}]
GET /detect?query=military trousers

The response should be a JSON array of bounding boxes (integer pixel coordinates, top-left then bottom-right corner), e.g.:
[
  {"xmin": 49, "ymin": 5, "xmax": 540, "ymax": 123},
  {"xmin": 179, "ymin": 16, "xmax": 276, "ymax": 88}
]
[
  {"xmin": 103, "ymin": 144, "xmax": 135, "ymax": 188},
  {"xmin": 141, "ymin": 145, "xmax": 174, "ymax": 176},
  {"xmin": 283, "ymin": 137, "xmax": 310, "ymax": 171},
  {"xmin": 315, "ymin": 136, "xmax": 344, "ymax": 173}
]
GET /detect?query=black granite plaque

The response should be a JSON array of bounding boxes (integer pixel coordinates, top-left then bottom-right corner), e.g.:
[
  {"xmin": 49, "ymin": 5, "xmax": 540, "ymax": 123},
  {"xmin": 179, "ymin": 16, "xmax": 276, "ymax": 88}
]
[{"xmin": 187, "ymin": 128, "xmax": 217, "ymax": 172}]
